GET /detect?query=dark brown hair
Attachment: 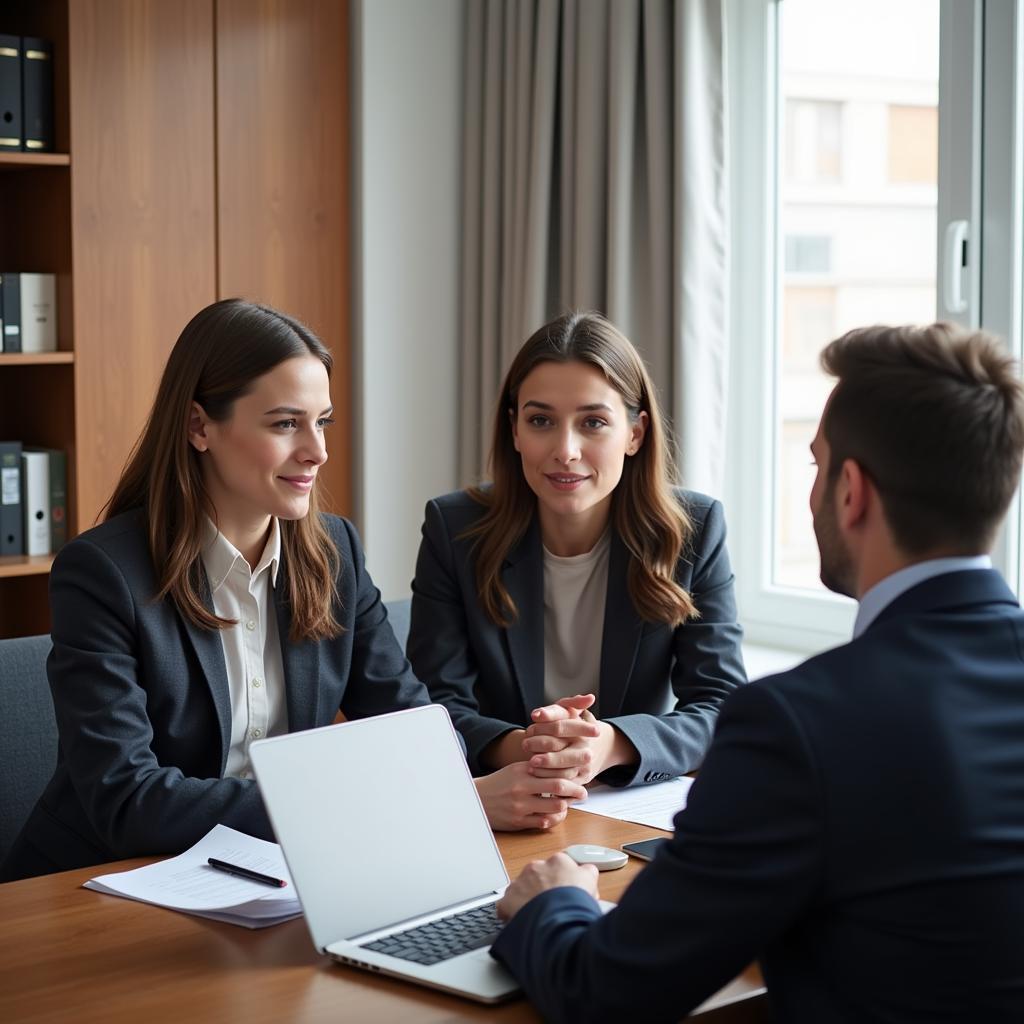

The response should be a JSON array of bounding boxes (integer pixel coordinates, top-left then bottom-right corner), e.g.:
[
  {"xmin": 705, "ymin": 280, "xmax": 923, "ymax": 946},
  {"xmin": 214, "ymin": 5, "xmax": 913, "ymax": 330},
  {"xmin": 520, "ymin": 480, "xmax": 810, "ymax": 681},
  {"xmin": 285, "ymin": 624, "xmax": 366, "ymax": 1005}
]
[
  {"xmin": 104, "ymin": 298, "xmax": 341, "ymax": 641},
  {"xmin": 821, "ymin": 322, "xmax": 1024, "ymax": 554},
  {"xmin": 467, "ymin": 311, "xmax": 697, "ymax": 627}
]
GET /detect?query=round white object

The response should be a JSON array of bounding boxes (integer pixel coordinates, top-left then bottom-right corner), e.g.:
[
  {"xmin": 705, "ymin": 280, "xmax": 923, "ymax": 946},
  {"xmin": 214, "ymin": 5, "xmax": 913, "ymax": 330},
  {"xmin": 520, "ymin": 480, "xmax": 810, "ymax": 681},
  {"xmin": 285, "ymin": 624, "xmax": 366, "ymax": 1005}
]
[{"xmin": 563, "ymin": 844, "xmax": 629, "ymax": 871}]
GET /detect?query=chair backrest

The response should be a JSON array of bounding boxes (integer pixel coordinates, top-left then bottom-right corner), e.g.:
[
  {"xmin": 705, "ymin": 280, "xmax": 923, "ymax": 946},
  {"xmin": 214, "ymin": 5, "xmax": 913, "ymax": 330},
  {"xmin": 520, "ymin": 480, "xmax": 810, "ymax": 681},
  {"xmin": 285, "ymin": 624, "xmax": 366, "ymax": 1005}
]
[
  {"xmin": 0, "ymin": 610, "xmax": 414, "ymax": 863},
  {"xmin": 0, "ymin": 634, "xmax": 57, "ymax": 863},
  {"xmin": 384, "ymin": 597, "xmax": 411, "ymax": 654}
]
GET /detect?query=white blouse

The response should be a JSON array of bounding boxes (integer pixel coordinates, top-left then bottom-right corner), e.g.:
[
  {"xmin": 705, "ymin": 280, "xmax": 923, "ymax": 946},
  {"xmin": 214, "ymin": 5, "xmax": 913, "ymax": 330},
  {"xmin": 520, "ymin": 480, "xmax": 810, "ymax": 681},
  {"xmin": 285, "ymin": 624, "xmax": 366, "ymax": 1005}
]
[{"xmin": 200, "ymin": 517, "xmax": 288, "ymax": 780}]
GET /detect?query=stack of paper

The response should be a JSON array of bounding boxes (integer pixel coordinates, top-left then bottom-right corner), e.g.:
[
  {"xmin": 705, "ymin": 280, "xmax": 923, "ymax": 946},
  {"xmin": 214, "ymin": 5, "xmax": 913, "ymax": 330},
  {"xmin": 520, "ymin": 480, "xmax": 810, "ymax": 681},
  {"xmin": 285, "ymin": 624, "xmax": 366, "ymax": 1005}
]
[
  {"xmin": 572, "ymin": 775, "xmax": 694, "ymax": 832},
  {"xmin": 84, "ymin": 824, "xmax": 302, "ymax": 929}
]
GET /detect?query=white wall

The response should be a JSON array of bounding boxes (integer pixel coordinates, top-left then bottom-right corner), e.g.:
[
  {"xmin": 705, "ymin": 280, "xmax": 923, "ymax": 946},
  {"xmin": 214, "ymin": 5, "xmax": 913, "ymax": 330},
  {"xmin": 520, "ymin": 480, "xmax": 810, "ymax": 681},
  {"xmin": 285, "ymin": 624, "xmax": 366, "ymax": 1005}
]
[{"xmin": 351, "ymin": 0, "xmax": 464, "ymax": 599}]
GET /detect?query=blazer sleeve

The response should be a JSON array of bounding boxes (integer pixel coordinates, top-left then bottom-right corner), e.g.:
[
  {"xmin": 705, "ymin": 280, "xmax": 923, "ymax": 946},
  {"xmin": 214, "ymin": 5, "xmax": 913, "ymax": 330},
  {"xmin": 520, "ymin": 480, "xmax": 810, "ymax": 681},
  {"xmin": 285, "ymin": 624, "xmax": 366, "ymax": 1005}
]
[
  {"xmin": 46, "ymin": 537, "xmax": 274, "ymax": 858},
  {"xmin": 335, "ymin": 517, "xmax": 435, "ymax": 721},
  {"xmin": 602, "ymin": 498, "xmax": 747, "ymax": 785},
  {"xmin": 490, "ymin": 682, "xmax": 823, "ymax": 1023},
  {"xmin": 408, "ymin": 498, "xmax": 517, "ymax": 773}
]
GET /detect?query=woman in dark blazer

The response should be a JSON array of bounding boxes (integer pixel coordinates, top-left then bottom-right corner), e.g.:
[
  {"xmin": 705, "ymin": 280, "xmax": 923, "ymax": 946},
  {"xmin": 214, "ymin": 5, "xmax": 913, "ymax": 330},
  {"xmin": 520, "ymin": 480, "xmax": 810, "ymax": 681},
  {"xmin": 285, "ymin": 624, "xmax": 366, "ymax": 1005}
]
[
  {"xmin": 1, "ymin": 300, "xmax": 584, "ymax": 882},
  {"xmin": 409, "ymin": 312, "xmax": 746, "ymax": 789}
]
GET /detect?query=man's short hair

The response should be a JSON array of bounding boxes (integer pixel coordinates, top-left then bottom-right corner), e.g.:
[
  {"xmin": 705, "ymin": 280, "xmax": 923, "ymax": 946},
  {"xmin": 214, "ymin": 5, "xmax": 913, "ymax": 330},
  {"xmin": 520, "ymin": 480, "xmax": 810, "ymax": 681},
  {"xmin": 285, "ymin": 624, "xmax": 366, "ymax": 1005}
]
[{"xmin": 821, "ymin": 322, "xmax": 1024, "ymax": 554}]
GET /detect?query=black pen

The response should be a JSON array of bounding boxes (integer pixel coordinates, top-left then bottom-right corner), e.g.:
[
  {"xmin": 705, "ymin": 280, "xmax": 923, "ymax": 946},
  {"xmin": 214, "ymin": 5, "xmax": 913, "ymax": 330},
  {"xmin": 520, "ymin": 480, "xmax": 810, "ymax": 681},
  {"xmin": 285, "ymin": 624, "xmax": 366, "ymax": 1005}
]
[{"xmin": 207, "ymin": 857, "xmax": 288, "ymax": 888}]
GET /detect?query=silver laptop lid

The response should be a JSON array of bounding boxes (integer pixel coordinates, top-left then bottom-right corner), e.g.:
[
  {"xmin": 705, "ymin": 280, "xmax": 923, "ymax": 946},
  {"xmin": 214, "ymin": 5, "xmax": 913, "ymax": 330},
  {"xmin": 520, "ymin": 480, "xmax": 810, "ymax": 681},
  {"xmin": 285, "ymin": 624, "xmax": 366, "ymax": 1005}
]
[{"xmin": 250, "ymin": 704, "xmax": 508, "ymax": 952}]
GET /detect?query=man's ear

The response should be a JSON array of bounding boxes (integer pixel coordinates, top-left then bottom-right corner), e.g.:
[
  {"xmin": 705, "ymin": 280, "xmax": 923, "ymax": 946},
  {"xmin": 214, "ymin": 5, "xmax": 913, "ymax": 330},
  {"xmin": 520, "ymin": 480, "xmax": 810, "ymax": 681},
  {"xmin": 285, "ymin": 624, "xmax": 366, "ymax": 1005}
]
[
  {"xmin": 188, "ymin": 401, "xmax": 211, "ymax": 453},
  {"xmin": 836, "ymin": 458, "xmax": 869, "ymax": 531}
]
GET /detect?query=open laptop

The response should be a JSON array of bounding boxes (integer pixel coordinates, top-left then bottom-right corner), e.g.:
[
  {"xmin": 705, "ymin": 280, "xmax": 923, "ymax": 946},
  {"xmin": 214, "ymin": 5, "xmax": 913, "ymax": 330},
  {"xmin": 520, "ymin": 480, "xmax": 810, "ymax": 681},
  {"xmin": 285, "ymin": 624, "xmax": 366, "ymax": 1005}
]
[{"xmin": 250, "ymin": 704, "xmax": 519, "ymax": 1003}]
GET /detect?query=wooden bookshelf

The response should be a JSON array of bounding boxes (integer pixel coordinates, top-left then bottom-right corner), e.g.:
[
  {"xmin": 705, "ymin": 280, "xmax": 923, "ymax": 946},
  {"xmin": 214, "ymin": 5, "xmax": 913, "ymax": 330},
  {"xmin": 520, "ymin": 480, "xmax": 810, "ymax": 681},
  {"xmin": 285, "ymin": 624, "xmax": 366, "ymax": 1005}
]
[
  {"xmin": 0, "ymin": 0, "xmax": 352, "ymax": 640},
  {"xmin": 0, "ymin": 555, "xmax": 55, "ymax": 579},
  {"xmin": 0, "ymin": 152, "xmax": 70, "ymax": 168},
  {"xmin": 0, "ymin": 352, "xmax": 74, "ymax": 365}
]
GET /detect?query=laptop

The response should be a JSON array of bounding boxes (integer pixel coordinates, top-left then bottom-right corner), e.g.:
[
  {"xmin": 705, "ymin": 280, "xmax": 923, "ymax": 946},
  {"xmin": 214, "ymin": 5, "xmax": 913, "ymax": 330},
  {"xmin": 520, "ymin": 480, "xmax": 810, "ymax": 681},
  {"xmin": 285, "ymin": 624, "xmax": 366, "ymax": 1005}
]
[{"xmin": 250, "ymin": 704, "xmax": 519, "ymax": 1003}]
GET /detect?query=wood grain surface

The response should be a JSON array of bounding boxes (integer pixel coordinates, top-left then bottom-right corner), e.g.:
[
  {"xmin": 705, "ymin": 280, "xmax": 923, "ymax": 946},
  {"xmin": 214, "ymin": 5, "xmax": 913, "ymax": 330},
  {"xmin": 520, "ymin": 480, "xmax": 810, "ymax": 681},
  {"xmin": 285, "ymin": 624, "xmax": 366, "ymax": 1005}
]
[{"xmin": 0, "ymin": 809, "xmax": 767, "ymax": 1023}]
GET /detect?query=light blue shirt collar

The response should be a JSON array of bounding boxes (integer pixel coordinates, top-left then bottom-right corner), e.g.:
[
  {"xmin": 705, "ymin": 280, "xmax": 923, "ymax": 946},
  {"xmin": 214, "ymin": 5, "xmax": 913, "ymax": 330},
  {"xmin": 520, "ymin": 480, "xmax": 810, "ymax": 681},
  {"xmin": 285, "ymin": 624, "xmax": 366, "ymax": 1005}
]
[{"xmin": 853, "ymin": 555, "xmax": 993, "ymax": 638}]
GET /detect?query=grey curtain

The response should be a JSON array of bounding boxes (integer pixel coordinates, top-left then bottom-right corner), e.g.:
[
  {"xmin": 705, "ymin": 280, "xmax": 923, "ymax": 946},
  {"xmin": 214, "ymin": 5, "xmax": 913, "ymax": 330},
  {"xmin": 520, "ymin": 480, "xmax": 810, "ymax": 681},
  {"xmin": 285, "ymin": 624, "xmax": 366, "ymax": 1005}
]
[{"xmin": 459, "ymin": 0, "xmax": 729, "ymax": 495}]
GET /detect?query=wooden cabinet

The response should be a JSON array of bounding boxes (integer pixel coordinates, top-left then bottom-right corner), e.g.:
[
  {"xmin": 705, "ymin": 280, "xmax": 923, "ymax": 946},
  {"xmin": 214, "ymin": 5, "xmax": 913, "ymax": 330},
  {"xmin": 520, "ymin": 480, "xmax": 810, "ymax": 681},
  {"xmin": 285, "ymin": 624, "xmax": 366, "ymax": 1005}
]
[{"xmin": 0, "ymin": 0, "xmax": 351, "ymax": 639}]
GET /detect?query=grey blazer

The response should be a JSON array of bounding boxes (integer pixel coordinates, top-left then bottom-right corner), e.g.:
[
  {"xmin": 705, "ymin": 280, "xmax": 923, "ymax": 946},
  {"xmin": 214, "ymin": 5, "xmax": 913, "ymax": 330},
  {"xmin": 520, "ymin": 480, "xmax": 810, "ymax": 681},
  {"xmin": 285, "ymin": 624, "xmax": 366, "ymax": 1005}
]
[
  {"xmin": 408, "ymin": 489, "xmax": 747, "ymax": 784},
  {"xmin": 1, "ymin": 508, "xmax": 427, "ymax": 881}
]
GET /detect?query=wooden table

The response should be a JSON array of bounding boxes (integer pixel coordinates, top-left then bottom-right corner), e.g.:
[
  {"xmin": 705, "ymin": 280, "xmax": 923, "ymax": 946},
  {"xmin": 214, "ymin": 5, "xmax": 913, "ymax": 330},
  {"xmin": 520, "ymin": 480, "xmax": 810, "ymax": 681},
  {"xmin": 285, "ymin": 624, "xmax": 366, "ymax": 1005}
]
[{"xmin": 0, "ymin": 811, "xmax": 767, "ymax": 1023}]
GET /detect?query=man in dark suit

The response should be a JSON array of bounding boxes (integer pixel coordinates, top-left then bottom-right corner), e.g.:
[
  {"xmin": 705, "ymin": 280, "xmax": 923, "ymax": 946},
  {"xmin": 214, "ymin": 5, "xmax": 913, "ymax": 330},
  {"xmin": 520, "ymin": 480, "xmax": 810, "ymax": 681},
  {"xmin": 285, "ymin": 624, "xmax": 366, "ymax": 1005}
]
[{"xmin": 490, "ymin": 323, "xmax": 1024, "ymax": 1023}]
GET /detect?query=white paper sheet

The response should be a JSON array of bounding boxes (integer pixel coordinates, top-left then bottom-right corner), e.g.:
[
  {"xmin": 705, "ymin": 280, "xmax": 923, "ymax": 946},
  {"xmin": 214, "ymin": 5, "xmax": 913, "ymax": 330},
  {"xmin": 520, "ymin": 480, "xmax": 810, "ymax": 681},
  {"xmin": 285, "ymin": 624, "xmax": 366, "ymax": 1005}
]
[
  {"xmin": 572, "ymin": 776, "xmax": 694, "ymax": 832},
  {"xmin": 84, "ymin": 824, "xmax": 302, "ymax": 928}
]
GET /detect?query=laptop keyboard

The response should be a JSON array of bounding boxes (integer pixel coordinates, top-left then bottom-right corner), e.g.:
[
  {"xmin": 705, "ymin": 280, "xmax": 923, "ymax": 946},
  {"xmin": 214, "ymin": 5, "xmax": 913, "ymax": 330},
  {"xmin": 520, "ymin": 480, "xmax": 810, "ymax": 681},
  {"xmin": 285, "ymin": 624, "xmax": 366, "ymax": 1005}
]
[{"xmin": 364, "ymin": 902, "xmax": 503, "ymax": 966}]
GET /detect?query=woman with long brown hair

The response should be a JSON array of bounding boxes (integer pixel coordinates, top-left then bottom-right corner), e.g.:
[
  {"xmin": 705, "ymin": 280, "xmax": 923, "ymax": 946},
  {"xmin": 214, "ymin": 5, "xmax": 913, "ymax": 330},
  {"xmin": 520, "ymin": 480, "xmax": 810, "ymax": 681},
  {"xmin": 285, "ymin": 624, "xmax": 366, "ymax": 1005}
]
[
  {"xmin": 408, "ymin": 312, "xmax": 746, "ymax": 792},
  {"xmin": 2, "ymin": 299, "xmax": 583, "ymax": 881}
]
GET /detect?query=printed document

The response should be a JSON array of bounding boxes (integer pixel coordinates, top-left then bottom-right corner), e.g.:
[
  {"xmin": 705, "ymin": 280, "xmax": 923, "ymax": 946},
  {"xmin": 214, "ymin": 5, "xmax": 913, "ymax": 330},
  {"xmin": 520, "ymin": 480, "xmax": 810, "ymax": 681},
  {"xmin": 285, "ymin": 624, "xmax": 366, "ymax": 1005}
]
[
  {"xmin": 572, "ymin": 776, "xmax": 694, "ymax": 832},
  {"xmin": 84, "ymin": 823, "xmax": 301, "ymax": 928}
]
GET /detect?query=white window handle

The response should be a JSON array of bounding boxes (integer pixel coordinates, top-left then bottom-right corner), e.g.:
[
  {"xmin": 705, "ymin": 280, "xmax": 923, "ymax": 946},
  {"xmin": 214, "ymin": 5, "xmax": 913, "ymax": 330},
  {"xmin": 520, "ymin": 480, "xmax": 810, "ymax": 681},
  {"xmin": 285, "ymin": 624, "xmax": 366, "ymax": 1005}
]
[{"xmin": 943, "ymin": 220, "xmax": 969, "ymax": 315}]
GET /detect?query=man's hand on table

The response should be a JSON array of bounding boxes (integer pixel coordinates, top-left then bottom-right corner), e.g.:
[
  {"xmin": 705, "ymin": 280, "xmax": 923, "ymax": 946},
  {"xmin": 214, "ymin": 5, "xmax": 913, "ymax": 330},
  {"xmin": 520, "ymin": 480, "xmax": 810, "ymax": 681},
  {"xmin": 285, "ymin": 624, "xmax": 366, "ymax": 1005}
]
[{"xmin": 497, "ymin": 852, "xmax": 600, "ymax": 920}]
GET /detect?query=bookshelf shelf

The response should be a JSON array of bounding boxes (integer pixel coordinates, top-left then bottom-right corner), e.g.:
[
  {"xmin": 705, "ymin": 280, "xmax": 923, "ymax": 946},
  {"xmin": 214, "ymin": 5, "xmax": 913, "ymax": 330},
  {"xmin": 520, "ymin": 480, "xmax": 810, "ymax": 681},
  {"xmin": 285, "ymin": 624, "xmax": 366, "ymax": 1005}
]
[
  {"xmin": 0, "ymin": 555, "xmax": 55, "ymax": 579},
  {"xmin": 0, "ymin": 0, "xmax": 351, "ymax": 640},
  {"xmin": 0, "ymin": 152, "xmax": 70, "ymax": 169},
  {"xmin": 0, "ymin": 352, "xmax": 74, "ymax": 365}
]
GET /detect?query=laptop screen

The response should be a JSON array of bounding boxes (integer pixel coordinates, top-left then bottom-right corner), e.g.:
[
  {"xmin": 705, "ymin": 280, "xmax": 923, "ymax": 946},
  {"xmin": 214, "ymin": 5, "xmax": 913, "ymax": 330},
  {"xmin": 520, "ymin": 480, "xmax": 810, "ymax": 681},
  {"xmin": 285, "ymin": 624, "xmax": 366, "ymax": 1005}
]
[{"xmin": 251, "ymin": 705, "xmax": 509, "ymax": 951}]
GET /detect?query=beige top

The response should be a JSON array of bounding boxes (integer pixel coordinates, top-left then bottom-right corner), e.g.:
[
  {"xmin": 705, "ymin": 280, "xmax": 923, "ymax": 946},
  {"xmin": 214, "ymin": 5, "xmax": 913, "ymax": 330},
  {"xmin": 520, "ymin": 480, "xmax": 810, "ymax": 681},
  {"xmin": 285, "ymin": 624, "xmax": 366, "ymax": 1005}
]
[
  {"xmin": 542, "ymin": 529, "xmax": 611, "ymax": 706},
  {"xmin": 200, "ymin": 517, "xmax": 288, "ymax": 780}
]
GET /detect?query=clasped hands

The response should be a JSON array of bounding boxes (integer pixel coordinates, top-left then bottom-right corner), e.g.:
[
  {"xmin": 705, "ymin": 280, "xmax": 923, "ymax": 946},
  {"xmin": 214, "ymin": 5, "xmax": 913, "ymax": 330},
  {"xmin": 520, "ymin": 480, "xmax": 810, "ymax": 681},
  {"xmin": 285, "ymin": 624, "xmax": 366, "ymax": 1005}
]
[
  {"xmin": 492, "ymin": 694, "xmax": 632, "ymax": 918},
  {"xmin": 477, "ymin": 694, "xmax": 625, "ymax": 832}
]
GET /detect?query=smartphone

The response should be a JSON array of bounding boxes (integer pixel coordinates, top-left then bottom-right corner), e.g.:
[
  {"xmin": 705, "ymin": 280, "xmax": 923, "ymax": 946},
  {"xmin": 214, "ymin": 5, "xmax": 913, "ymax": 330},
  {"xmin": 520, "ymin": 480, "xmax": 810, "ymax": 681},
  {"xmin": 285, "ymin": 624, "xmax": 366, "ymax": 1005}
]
[{"xmin": 621, "ymin": 837, "xmax": 668, "ymax": 863}]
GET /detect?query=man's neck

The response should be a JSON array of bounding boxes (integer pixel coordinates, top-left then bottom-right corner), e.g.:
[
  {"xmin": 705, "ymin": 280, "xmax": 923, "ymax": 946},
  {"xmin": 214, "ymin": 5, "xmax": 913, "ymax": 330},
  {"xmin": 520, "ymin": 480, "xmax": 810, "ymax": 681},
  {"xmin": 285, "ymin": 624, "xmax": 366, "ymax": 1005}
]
[
  {"xmin": 855, "ymin": 542, "xmax": 990, "ymax": 600},
  {"xmin": 852, "ymin": 552, "xmax": 994, "ymax": 638}
]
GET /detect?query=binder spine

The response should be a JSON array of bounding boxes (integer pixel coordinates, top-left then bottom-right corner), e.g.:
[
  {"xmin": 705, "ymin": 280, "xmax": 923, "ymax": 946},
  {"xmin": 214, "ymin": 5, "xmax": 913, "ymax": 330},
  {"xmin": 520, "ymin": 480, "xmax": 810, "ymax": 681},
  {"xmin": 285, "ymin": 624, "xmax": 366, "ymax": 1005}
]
[
  {"xmin": 2, "ymin": 272, "xmax": 21, "ymax": 352},
  {"xmin": 0, "ymin": 441, "xmax": 24, "ymax": 555},
  {"xmin": 48, "ymin": 448, "xmax": 67, "ymax": 551},
  {"xmin": 26, "ymin": 447, "xmax": 67, "ymax": 552},
  {"xmin": 21, "ymin": 37, "xmax": 53, "ymax": 152},
  {"xmin": 20, "ymin": 273, "xmax": 57, "ymax": 352},
  {"xmin": 0, "ymin": 35, "xmax": 21, "ymax": 151},
  {"xmin": 21, "ymin": 450, "xmax": 50, "ymax": 556}
]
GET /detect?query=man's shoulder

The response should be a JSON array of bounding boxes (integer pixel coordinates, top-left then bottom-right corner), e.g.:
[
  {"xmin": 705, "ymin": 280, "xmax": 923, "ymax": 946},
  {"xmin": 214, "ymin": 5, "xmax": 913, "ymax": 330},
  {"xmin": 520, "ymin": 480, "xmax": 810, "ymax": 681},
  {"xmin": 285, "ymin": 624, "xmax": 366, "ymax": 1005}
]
[{"xmin": 748, "ymin": 605, "xmax": 1019, "ymax": 714}]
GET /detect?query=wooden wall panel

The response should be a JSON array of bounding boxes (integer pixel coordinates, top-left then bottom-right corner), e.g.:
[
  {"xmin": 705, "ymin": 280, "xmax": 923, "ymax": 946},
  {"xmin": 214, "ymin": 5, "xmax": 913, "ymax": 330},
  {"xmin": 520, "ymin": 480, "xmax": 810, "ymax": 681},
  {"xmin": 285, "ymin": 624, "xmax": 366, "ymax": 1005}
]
[
  {"xmin": 68, "ymin": 0, "xmax": 217, "ymax": 530},
  {"xmin": 216, "ymin": 0, "xmax": 352, "ymax": 515}
]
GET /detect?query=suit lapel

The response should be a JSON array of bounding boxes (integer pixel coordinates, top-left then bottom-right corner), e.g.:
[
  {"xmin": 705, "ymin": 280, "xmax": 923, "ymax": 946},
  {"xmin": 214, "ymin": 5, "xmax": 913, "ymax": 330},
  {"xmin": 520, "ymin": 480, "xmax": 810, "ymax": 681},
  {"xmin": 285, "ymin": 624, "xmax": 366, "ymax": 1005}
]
[
  {"xmin": 274, "ymin": 569, "xmax": 321, "ymax": 733},
  {"xmin": 180, "ymin": 569, "xmax": 233, "ymax": 774},
  {"xmin": 502, "ymin": 518, "xmax": 546, "ymax": 715},
  {"xmin": 597, "ymin": 530, "xmax": 644, "ymax": 718}
]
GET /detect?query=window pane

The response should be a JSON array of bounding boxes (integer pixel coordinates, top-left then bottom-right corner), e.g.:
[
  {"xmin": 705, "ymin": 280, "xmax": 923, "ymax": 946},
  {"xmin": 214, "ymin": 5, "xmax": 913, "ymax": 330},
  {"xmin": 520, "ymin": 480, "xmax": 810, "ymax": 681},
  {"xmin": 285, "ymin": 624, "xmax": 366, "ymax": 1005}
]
[{"xmin": 774, "ymin": 0, "xmax": 940, "ymax": 590}]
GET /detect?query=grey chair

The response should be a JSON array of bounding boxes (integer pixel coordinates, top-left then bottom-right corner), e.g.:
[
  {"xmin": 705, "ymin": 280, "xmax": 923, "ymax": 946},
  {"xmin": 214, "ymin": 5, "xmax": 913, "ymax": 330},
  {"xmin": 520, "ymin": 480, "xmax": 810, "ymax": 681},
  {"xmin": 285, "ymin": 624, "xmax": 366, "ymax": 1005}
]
[
  {"xmin": 0, "ymin": 634, "xmax": 57, "ymax": 864},
  {"xmin": 384, "ymin": 597, "xmax": 412, "ymax": 654}
]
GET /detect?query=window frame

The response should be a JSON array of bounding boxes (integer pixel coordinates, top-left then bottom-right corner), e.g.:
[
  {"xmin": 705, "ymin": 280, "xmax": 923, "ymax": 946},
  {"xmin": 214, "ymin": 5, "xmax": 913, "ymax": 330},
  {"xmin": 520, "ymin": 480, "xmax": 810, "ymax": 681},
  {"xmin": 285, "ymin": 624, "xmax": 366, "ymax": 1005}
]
[{"xmin": 724, "ymin": 0, "xmax": 1023, "ymax": 653}]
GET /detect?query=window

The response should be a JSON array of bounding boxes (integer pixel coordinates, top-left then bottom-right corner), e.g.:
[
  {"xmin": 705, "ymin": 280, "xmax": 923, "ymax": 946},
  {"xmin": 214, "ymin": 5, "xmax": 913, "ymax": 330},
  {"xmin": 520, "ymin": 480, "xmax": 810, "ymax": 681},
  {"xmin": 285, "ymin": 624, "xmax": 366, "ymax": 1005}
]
[
  {"xmin": 776, "ymin": 0, "xmax": 939, "ymax": 595},
  {"xmin": 888, "ymin": 104, "xmax": 939, "ymax": 183},
  {"xmin": 784, "ymin": 235, "xmax": 832, "ymax": 273},
  {"xmin": 785, "ymin": 100, "xmax": 842, "ymax": 183},
  {"xmin": 726, "ymin": 0, "xmax": 1023, "ymax": 652}
]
